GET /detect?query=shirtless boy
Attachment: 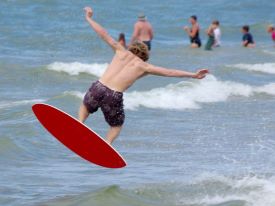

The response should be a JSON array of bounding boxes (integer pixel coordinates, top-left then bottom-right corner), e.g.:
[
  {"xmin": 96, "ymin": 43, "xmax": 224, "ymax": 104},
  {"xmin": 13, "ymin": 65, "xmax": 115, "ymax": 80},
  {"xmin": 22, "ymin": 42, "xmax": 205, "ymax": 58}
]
[{"xmin": 79, "ymin": 7, "xmax": 209, "ymax": 144}]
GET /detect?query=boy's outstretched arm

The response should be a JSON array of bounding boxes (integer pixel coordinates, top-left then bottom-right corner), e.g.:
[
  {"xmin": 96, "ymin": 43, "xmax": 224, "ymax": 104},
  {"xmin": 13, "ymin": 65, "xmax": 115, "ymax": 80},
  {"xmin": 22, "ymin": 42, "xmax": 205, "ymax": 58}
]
[
  {"xmin": 142, "ymin": 63, "xmax": 209, "ymax": 79},
  {"xmin": 84, "ymin": 6, "xmax": 123, "ymax": 51}
]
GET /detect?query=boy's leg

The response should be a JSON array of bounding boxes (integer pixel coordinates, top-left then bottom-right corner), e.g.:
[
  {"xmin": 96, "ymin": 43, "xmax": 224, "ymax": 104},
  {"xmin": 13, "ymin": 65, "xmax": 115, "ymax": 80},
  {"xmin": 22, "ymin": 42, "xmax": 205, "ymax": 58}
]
[
  {"xmin": 78, "ymin": 103, "xmax": 89, "ymax": 123},
  {"xmin": 106, "ymin": 126, "xmax": 122, "ymax": 144}
]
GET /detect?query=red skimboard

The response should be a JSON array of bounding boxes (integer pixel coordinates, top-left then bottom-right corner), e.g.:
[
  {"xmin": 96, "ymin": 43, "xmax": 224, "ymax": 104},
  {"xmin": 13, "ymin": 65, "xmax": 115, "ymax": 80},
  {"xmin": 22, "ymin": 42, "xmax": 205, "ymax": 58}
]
[{"xmin": 32, "ymin": 103, "xmax": 126, "ymax": 168}]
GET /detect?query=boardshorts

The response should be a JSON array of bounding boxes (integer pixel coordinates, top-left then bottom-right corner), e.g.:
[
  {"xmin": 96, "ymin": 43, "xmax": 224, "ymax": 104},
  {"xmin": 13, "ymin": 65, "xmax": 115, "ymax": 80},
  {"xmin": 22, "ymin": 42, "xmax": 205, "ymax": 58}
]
[
  {"xmin": 143, "ymin": 40, "xmax": 151, "ymax": 50},
  {"xmin": 83, "ymin": 81, "xmax": 125, "ymax": 127}
]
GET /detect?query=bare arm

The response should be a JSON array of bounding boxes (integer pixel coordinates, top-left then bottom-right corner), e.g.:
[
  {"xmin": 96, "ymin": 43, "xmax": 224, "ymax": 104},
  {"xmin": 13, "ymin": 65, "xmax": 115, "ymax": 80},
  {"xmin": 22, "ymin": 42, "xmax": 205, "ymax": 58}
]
[
  {"xmin": 130, "ymin": 23, "xmax": 139, "ymax": 44},
  {"xmin": 184, "ymin": 24, "xmax": 199, "ymax": 38},
  {"xmin": 142, "ymin": 63, "xmax": 209, "ymax": 79},
  {"xmin": 84, "ymin": 7, "xmax": 123, "ymax": 51}
]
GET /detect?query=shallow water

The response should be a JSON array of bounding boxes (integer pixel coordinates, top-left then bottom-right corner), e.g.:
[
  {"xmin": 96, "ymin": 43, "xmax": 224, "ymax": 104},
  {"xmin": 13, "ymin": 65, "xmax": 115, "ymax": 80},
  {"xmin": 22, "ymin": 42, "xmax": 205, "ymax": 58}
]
[{"xmin": 1, "ymin": 1, "xmax": 275, "ymax": 206}]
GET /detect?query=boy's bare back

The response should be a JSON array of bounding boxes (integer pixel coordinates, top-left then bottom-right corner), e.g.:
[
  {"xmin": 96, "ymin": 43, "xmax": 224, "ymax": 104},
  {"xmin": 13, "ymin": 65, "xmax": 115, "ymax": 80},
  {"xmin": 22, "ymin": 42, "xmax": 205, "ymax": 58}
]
[{"xmin": 99, "ymin": 50, "xmax": 147, "ymax": 92}]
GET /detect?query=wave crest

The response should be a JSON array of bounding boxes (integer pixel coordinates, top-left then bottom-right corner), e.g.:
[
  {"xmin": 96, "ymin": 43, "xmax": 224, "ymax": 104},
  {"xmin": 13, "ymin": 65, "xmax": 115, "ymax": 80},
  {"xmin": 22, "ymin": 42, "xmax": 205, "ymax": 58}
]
[
  {"xmin": 230, "ymin": 63, "xmax": 275, "ymax": 74},
  {"xmin": 47, "ymin": 62, "xmax": 108, "ymax": 76},
  {"xmin": 65, "ymin": 75, "xmax": 275, "ymax": 111}
]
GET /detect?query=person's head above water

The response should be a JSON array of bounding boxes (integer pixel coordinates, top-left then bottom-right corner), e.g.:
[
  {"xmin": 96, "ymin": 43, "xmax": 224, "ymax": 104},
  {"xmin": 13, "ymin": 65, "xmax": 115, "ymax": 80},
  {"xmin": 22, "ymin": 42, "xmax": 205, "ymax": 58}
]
[
  {"xmin": 267, "ymin": 25, "xmax": 274, "ymax": 33},
  {"xmin": 212, "ymin": 20, "xmax": 220, "ymax": 26},
  {"xmin": 242, "ymin": 25, "xmax": 250, "ymax": 33},
  {"xmin": 128, "ymin": 41, "xmax": 149, "ymax": 62},
  {"xmin": 189, "ymin": 15, "xmax": 197, "ymax": 24}
]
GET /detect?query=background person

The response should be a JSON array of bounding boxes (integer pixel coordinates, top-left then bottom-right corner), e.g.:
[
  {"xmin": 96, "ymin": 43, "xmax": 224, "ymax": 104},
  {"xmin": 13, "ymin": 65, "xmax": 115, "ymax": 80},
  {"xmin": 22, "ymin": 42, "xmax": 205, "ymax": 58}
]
[
  {"xmin": 130, "ymin": 13, "xmax": 154, "ymax": 50},
  {"xmin": 267, "ymin": 25, "xmax": 275, "ymax": 44},
  {"xmin": 213, "ymin": 20, "xmax": 221, "ymax": 47},
  {"xmin": 241, "ymin": 25, "xmax": 255, "ymax": 48},
  {"xmin": 205, "ymin": 23, "xmax": 215, "ymax": 50},
  {"xmin": 184, "ymin": 15, "xmax": 201, "ymax": 48}
]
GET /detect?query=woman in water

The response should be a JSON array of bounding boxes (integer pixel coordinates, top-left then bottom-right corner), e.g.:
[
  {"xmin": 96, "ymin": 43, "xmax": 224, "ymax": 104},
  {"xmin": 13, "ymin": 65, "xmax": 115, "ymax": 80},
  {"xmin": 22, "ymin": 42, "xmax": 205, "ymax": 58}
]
[{"xmin": 184, "ymin": 15, "xmax": 201, "ymax": 48}]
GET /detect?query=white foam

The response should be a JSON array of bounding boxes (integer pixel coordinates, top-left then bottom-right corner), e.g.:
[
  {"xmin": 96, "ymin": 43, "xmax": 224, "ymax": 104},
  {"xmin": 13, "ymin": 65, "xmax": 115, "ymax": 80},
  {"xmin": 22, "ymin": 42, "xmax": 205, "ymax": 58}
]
[
  {"xmin": 256, "ymin": 83, "xmax": 275, "ymax": 95},
  {"xmin": 47, "ymin": 62, "xmax": 108, "ymax": 76},
  {"xmin": 230, "ymin": 63, "xmax": 275, "ymax": 74},
  {"xmin": 187, "ymin": 174, "xmax": 275, "ymax": 206},
  {"xmin": 64, "ymin": 75, "xmax": 275, "ymax": 111},
  {"xmin": 0, "ymin": 99, "xmax": 45, "ymax": 109},
  {"xmin": 124, "ymin": 75, "xmax": 255, "ymax": 110}
]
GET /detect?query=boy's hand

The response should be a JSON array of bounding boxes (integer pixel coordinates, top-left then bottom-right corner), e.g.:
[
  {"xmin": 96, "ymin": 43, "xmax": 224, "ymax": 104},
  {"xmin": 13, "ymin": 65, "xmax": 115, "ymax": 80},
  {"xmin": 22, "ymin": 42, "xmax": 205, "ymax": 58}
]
[
  {"xmin": 193, "ymin": 69, "xmax": 209, "ymax": 79},
  {"xmin": 84, "ymin": 6, "xmax": 93, "ymax": 19}
]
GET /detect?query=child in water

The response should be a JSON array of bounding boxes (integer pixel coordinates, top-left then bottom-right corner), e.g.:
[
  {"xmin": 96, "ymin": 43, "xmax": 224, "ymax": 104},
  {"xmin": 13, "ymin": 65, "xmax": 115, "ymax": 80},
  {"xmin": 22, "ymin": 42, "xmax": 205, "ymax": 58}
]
[
  {"xmin": 267, "ymin": 25, "xmax": 275, "ymax": 45},
  {"xmin": 205, "ymin": 23, "xmax": 216, "ymax": 50},
  {"xmin": 241, "ymin": 25, "xmax": 256, "ymax": 48},
  {"xmin": 213, "ymin": 20, "xmax": 221, "ymax": 47}
]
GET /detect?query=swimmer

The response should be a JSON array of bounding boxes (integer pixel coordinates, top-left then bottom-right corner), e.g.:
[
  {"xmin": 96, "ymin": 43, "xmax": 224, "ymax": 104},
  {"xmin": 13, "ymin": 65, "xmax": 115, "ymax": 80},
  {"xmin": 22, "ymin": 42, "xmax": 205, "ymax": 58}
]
[
  {"xmin": 130, "ymin": 13, "xmax": 154, "ymax": 50},
  {"xmin": 242, "ymin": 25, "xmax": 256, "ymax": 48},
  {"xmin": 267, "ymin": 25, "xmax": 275, "ymax": 44},
  {"xmin": 184, "ymin": 15, "xmax": 201, "ymax": 48},
  {"xmin": 212, "ymin": 20, "xmax": 221, "ymax": 47}
]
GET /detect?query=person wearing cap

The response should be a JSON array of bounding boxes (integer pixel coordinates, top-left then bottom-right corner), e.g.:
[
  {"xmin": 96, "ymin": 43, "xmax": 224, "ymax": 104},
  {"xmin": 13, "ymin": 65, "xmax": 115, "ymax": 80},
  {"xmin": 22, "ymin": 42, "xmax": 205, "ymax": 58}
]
[
  {"xmin": 267, "ymin": 25, "xmax": 275, "ymax": 44},
  {"xmin": 130, "ymin": 13, "xmax": 154, "ymax": 50}
]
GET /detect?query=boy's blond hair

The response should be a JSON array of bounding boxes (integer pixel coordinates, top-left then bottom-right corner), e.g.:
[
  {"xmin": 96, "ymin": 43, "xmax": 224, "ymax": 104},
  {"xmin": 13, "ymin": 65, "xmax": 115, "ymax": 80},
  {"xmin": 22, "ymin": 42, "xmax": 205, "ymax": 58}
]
[{"xmin": 128, "ymin": 41, "xmax": 149, "ymax": 62}]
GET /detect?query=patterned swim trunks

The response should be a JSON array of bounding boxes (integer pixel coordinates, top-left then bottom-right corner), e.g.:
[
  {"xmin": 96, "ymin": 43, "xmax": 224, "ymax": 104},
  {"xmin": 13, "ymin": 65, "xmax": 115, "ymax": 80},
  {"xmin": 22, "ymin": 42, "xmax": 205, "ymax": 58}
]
[{"xmin": 83, "ymin": 81, "xmax": 125, "ymax": 127}]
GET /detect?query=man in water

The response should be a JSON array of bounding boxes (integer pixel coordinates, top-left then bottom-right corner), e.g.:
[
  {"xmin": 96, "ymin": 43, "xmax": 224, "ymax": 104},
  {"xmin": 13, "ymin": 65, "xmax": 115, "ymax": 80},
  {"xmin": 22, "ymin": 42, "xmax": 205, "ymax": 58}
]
[
  {"xmin": 79, "ymin": 7, "xmax": 209, "ymax": 144},
  {"xmin": 130, "ymin": 13, "xmax": 154, "ymax": 50},
  {"xmin": 242, "ymin": 25, "xmax": 255, "ymax": 48},
  {"xmin": 184, "ymin": 15, "xmax": 201, "ymax": 48}
]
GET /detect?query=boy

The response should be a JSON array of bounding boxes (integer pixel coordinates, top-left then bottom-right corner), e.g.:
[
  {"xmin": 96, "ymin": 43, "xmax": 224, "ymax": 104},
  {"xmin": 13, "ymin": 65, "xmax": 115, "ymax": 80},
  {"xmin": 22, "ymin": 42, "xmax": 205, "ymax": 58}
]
[
  {"xmin": 242, "ymin": 25, "xmax": 255, "ymax": 48},
  {"xmin": 79, "ymin": 7, "xmax": 209, "ymax": 144},
  {"xmin": 213, "ymin": 20, "xmax": 221, "ymax": 47}
]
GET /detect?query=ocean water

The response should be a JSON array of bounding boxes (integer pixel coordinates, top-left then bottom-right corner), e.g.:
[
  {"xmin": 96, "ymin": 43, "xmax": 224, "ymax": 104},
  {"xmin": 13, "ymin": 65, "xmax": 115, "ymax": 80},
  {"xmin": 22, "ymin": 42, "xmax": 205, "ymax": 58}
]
[{"xmin": 1, "ymin": 0, "xmax": 275, "ymax": 206}]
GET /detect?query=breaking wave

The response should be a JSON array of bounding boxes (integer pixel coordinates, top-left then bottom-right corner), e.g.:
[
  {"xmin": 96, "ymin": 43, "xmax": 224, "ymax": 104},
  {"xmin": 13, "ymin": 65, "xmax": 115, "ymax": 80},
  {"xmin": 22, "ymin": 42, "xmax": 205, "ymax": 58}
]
[
  {"xmin": 47, "ymin": 62, "xmax": 108, "ymax": 76},
  {"xmin": 64, "ymin": 75, "xmax": 275, "ymax": 110},
  {"xmin": 230, "ymin": 63, "xmax": 275, "ymax": 74}
]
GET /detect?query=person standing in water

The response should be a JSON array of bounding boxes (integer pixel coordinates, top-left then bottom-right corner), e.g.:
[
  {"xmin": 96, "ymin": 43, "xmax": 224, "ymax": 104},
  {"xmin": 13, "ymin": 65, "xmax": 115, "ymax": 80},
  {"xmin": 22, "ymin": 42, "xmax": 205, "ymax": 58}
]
[
  {"xmin": 205, "ymin": 21, "xmax": 221, "ymax": 50},
  {"xmin": 130, "ymin": 13, "xmax": 154, "ymax": 50},
  {"xmin": 213, "ymin": 20, "xmax": 221, "ymax": 47},
  {"xmin": 184, "ymin": 15, "xmax": 201, "ymax": 48},
  {"xmin": 241, "ymin": 25, "xmax": 255, "ymax": 48},
  {"xmin": 205, "ymin": 23, "xmax": 215, "ymax": 50},
  {"xmin": 79, "ymin": 6, "xmax": 209, "ymax": 145},
  {"xmin": 118, "ymin": 33, "xmax": 126, "ymax": 48},
  {"xmin": 267, "ymin": 25, "xmax": 275, "ymax": 44}
]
